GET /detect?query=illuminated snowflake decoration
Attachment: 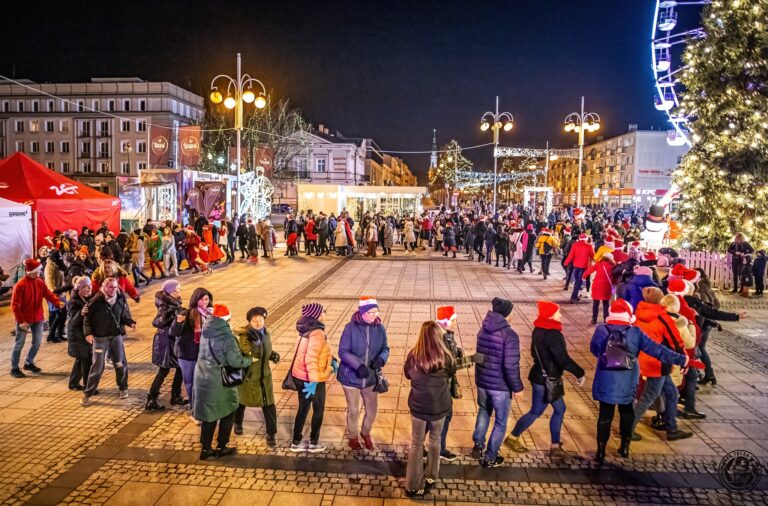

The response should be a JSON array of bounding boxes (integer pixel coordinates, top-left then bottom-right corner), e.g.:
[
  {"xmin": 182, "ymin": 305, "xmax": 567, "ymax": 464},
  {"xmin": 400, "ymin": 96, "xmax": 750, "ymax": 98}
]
[{"xmin": 239, "ymin": 166, "xmax": 273, "ymax": 220}]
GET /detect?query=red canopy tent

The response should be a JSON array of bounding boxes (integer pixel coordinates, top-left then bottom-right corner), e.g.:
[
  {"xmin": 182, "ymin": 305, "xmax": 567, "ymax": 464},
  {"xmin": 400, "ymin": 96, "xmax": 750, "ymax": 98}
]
[{"xmin": 0, "ymin": 153, "xmax": 120, "ymax": 248}]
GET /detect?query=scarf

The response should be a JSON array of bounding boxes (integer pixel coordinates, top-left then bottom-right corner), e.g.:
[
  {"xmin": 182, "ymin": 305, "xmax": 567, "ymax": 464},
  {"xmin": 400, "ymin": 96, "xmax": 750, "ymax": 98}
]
[
  {"xmin": 194, "ymin": 307, "xmax": 209, "ymax": 344},
  {"xmin": 101, "ymin": 286, "xmax": 118, "ymax": 306},
  {"xmin": 532, "ymin": 317, "xmax": 563, "ymax": 331}
]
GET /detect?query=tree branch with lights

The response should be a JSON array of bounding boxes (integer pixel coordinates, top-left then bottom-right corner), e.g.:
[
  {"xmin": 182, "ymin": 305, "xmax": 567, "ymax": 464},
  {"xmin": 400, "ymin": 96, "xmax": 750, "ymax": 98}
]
[{"xmin": 430, "ymin": 139, "xmax": 473, "ymax": 192}]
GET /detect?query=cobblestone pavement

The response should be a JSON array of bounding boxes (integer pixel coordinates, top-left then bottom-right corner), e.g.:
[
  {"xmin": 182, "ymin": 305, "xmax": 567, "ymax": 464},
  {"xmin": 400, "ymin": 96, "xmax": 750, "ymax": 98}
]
[{"xmin": 2, "ymin": 245, "xmax": 768, "ymax": 505}]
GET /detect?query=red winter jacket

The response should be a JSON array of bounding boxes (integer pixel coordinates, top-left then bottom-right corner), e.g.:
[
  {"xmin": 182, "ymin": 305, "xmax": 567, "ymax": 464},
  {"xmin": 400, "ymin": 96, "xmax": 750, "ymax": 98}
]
[
  {"xmin": 635, "ymin": 302, "xmax": 685, "ymax": 378},
  {"xmin": 583, "ymin": 258, "xmax": 615, "ymax": 301},
  {"xmin": 306, "ymin": 220, "xmax": 317, "ymax": 240},
  {"xmin": 612, "ymin": 249, "xmax": 629, "ymax": 264},
  {"xmin": 565, "ymin": 240, "xmax": 594, "ymax": 269},
  {"xmin": 12, "ymin": 276, "xmax": 62, "ymax": 324}
]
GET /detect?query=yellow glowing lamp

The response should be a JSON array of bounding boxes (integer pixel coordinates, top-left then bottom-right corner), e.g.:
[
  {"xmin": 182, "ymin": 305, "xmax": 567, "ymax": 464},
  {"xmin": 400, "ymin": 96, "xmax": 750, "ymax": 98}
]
[
  {"xmin": 503, "ymin": 121, "xmax": 513, "ymax": 131},
  {"xmin": 480, "ymin": 121, "xmax": 490, "ymax": 131},
  {"xmin": 564, "ymin": 123, "xmax": 573, "ymax": 132},
  {"xmin": 549, "ymin": 154, "xmax": 559, "ymax": 161},
  {"xmin": 242, "ymin": 90, "xmax": 256, "ymax": 103},
  {"xmin": 210, "ymin": 90, "xmax": 223, "ymax": 104},
  {"xmin": 255, "ymin": 95, "xmax": 267, "ymax": 109},
  {"xmin": 224, "ymin": 96, "xmax": 237, "ymax": 109}
]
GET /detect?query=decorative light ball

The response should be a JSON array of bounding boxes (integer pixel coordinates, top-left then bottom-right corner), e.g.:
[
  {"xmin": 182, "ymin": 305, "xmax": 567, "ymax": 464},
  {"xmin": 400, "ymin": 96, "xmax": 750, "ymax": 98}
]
[
  {"xmin": 503, "ymin": 121, "xmax": 513, "ymax": 131},
  {"xmin": 255, "ymin": 95, "xmax": 267, "ymax": 109},
  {"xmin": 210, "ymin": 90, "xmax": 223, "ymax": 104},
  {"xmin": 481, "ymin": 121, "xmax": 490, "ymax": 131},
  {"xmin": 224, "ymin": 96, "xmax": 237, "ymax": 109},
  {"xmin": 242, "ymin": 90, "xmax": 256, "ymax": 103}
]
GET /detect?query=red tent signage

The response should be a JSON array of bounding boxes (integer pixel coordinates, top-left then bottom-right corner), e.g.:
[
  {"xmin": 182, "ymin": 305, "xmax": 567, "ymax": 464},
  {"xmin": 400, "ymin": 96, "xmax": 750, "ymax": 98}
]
[
  {"xmin": 179, "ymin": 125, "xmax": 201, "ymax": 166},
  {"xmin": 150, "ymin": 126, "xmax": 170, "ymax": 167},
  {"xmin": 0, "ymin": 153, "xmax": 120, "ymax": 247}
]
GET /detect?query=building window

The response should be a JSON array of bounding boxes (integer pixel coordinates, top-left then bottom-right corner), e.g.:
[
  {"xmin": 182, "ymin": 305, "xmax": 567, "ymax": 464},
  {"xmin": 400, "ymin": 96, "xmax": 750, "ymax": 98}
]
[
  {"xmin": 61, "ymin": 162, "xmax": 70, "ymax": 173},
  {"xmin": 15, "ymin": 121, "xmax": 24, "ymax": 133},
  {"xmin": 47, "ymin": 100, "xmax": 54, "ymax": 112},
  {"xmin": 32, "ymin": 101, "xmax": 39, "ymax": 112},
  {"xmin": 79, "ymin": 121, "xmax": 91, "ymax": 136},
  {"xmin": 121, "ymin": 141, "xmax": 131, "ymax": 153},
  {"xmin": 136, "ymin": 141, "xmax": 147, "ymax": 154},
  {"xmin": 92, "ymin": 100, "xmax": 99, "ymax": 111},
  {"xmin": 98, "ymin": 161, "xmax": 110, "ymax": 173},
  {"xmin": 120, "ymin": 120, "xmax": 130, "ymax": 132},
  {"xmin": 61, "ymin": 100, "xmax": 69, "ymax": 112},
  {"xmin": 316, "ymin": 158, "xmax": 326, "ymax": 172},
  {"xmin": 45, "ymin": 141, "xmax": 54, "ymax": 153},
  {"xmin": 77, "ymin": 100, "xmax": 85, "ymax": 112},
  {"xmin": 45, "ymin": 120, "xmax": 54, "ymax": 133},
  {"xmin": 61, "ymin": 141, "xmax": 70, "ymax": 153},
  {"xmin": 137, "ymin": 161, "xmax": 147, "ymax": 172},
  {"xmin": 98, "ymin": 141, "xmax": 109, "ymax": 158},
  {"xmin": 98, "ymin": 120, "xmax": 109, "ymax": 136},
  {"xmin": 29, "ymin": 120, "xmax": 40, "ymax": 133},
  {"xmin": 123, "ymin": 99, "xmax": 130, "ymax": 111},
  {"xmin": 80, "ymin": 161, "xmax": 92, "ymax": 173},
  {"xmin": 120, "ymin": 161, "xmax": 130, "ymax": 174},
  {"xmin": 17, "ymin": 101, "xmax": 24, "ymax": 112},
  {"xmin": 16, "ymin": 141, "xmax": 24, "ymax": 153},
  {"xmin": 2, "ymin": 101, "xmax": 8, "ymax": 112},
  {"xmin": 30, "ymin": 141, "xmax": 40, "ymax": 153},
  {"xmin": 136, "ymin": 120, "xmax": 147, "ymax": 132},
  {"xmin": 139, "ymin": 99, "xmax": 146, "ymax": 111},
  {"xmin": 80, "ymin": 141, "xmax": 91, "ymax": 156},
  {"xmin": 46, "ymin": 161, "xmax": 55, "ymax": 169},
  {"xmin": 60, "ymin": 120, "xmax": 69, "ymax": 132}
]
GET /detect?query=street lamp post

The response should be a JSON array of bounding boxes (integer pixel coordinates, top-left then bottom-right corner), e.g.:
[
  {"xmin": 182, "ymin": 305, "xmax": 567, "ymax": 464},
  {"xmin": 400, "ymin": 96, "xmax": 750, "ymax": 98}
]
[
  {"xmin": 209, "ymin": 53, "xmax": 267, "ymax": 214},
  {"xmin": 563, "ymin": 96, "xmax": 601, "ymax": 207},
  {"xmin": 480, "ymin": 96, "xmax": 514, "ymax": 213}
]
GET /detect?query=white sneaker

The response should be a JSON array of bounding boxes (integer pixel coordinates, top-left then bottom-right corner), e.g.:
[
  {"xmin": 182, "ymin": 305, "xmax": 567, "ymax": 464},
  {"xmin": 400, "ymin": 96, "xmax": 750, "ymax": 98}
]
[
  {"xmin": 81, "ymin": 395, "xmax": 92, "ymax": 407},
  {"xmin": 290, "ymin": 442, "xmax": 306, "ymax": 452},
  {"xmin": 308, "ymin": 443, "xmax": 326, "ymax": 453},
  {"xmin": 119, "ymin": 390, "xmax": 129, "ymax": 399}
]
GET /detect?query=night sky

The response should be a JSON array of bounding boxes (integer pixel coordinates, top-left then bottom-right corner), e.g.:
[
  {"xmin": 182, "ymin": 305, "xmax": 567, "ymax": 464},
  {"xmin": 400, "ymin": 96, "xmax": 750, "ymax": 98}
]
[{"xmin": 1, "ymin": 0, "xmax": 700, "ymax": 182}]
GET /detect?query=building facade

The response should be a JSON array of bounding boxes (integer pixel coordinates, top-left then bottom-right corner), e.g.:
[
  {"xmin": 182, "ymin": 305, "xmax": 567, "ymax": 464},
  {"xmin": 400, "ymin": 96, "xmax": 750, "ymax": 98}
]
[
  {"xmin": 0, "ymin": 78, "xmax": 204, "ymax": 196},
  {"xmin": 547, "ymin": 130, "xmax": 689, "ymax": 208}
]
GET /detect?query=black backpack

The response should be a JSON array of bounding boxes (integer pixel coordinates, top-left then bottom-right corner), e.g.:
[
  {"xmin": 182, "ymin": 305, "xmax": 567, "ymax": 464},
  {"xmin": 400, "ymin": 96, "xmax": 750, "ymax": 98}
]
[{"xmin": 602, "ymin": 327, "xmax": 634, "ymax": 371}]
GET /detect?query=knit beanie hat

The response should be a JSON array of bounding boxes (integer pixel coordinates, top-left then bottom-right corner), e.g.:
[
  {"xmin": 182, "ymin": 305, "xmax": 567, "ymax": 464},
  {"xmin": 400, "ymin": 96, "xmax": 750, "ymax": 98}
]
[
  {"xmin": 642, "ymin": 286, "xmax": 664, "ymax": 304},
  {"xmin": 635, "ymin": 266, "xmax": 653, "ymax": 277},
  {"xmin": 246, "ymin": 307, "xmax": 269, "ymax": 321},
  {"xmin": 607, "ymin": 299, "xmax": 634, "ymax": 324},
  {"xmin": 492, "ymin": 297, "xmax": 513, "ymax": 317},
  {"xmin": 358, "ymin": 296, "xmax": 379, "ymax": 314},
  {"xmin": 162, "ymin": 279, "xmax": 180, "ymax": 294},
  {"xmin": 302, "ymin": 303, "xmax": 324, "ymax": 319},
  {"xmin": 72, "ymin": 275, "xmax": 92, "ymax": 291},
  {"xmin": 537, "ymin": 301, "xmax": 560, "ymax": 320}
]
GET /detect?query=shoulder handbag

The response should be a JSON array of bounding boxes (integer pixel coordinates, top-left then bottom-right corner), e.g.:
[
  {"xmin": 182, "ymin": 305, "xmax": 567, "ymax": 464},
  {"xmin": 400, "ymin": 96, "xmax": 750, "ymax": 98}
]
[
  {"xmin": 372, "ymin": 368, "xmax": 389, "ymax": 393},
  {"xmin": 208, "ymin": 339, "xmax": 245, "ymax": 387},
  {"xmin": 532, "ymin": 340, "xmax": 565, "ymax": 403},
  {"xmin": 281, "ymin": 337, "xmax": 302, "ymax": 391}
]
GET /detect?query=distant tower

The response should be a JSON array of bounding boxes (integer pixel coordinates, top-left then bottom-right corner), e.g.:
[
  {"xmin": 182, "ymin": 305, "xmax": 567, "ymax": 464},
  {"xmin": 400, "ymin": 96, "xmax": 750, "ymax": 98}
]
[{"xmin": 430, "ymin": 129, "xmax": 438, "ymax": 168}]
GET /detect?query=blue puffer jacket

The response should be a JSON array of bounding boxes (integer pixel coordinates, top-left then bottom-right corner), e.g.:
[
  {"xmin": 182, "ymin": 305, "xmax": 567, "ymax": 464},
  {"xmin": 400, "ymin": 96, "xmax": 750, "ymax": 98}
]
[
  {"xmin": 624, "ymin": 274, "xmax": 659, "ymax": 311},
  {"xmin": 338, "ymin": 312, "xmax": 390, "ymax": 389},
  {"xmin": 474, "ymin": 311, "xmax": 523, "ymax": 393},
  {"xmin": 590, "ymin": 323, "xmax": 686, "ymax": 405}
]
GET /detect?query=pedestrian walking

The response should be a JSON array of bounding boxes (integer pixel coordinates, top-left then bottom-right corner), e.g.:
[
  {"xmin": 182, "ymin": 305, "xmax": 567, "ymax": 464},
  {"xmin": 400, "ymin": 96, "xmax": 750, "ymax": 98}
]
[
  {"xmin": 161, "ymin": 226, "xmax": 179, "ymax": 276},
  {"xmin": 583, "ymin": 252, "xmax": 616, "ymax": 324},
  {"xmin": 66, "ymin": 276, "xmax": 94, "ymax": 390},
  {"xmin": 535, "ymin": 228, "xmax": 559, "ymax": 279},
  {"xmin": 146, "ymin": 279, "xmax": 187, "ymax": 411}
]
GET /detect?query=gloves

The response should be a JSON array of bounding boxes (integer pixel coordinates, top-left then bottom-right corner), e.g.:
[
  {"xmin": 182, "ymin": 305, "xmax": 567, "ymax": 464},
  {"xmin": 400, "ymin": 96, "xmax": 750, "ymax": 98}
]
[
  {"xmin": 688, "ymin": 359, "xmax": 705, "ymax": 370},
  {"xmin": 302, "ymin": 382, "xmax": 318, "ymax": 399},
  {"xmin": 371, "ymin": 357, "xmax": 385, "ymax": 370},
  {"xmin": 331, "ymin": 357, "xmax": 339, "ymax": 374},
  {"xmin": 357, "ymin": 364, "xmax": 370, "ymax": 379},
  {"xmin": 269, "ymin": 351, "xmax": 280, "ymax": 364}
]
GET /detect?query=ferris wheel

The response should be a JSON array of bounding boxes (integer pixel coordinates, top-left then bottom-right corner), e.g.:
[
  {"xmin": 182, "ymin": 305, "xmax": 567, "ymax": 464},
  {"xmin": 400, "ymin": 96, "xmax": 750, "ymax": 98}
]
[{"xmin": 651, "ymin": 0, "xmax": 709, "ymax": 148}]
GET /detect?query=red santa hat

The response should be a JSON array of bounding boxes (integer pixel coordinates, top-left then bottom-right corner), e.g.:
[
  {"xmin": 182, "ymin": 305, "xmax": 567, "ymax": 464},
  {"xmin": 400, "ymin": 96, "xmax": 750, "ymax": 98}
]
[
  {"xmin": 607, "ymin": 299, "xmax": 635, "ymax": 324},
  {"xmin": 573, "ymin": 208, "xmax": 584, "ymax": 218},
  {"xmin": 25, "ymin": 258, "xmax": 42, "ymax": 273},
  {"xmin": 359, "ymin": 296, "xmax": 379, "ymax": 313},
  {"xmin": 212, "ymin": 304, "xmax": 231, "ymax": 321},
  {"xmin": 683, "ymin": 268, "xmax": 701, "ymax": 284},
  {"xmin": 578, "ymin": 233, "xmax": 588, "ymax": 241},
  {"xmin": 668, "ymin": 263, "xmax": 687, "ymax": 280},
  {"xmin": 602, "ymin": 240, "xmax": 615, "ymax": 250},
  {"xmin": 630, "ymin": 241, "xmax": 641, "ymax": 248},
  {"xmin": 541, "ymin": 228, "xmax": 552, "ymax": 234},
  {"xmin": 436, "ymin": 305, "xmax": 457, "ymax": 325},
  {"xmin": 614, "ymin": 240, "xmax": 624, "ymax": 248},
  {"xmin": 667, "ymin": 278, "xmax": 688, "ymax": 296},
  {"xmin": 564, "ymin": 226, "xmax": 572, "ymax": 234},
  {"xmin": 641, "ymin": 251, "xmax": 657, "ymax": 263},
  {"xmin": 537, "ymin": 300, "xmax": 560, "ymax": 320}
]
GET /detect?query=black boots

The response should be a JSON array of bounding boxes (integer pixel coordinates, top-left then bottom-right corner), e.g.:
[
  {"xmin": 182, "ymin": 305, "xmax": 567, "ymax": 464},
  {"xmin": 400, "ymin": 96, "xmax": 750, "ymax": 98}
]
[
  {"xmin": 594, "ymin": 441, "xmax": 607, "ymax": 464},
  {"xmin": 145, "ymin": 394, "xmax": 165, "ymax": 412},
  {"xmin": 618, "ymin": 437, "xmax": 631, "ymax": 458},
  {"xmin": 170, "ymin": 394, "xmax": 189, "ymax": 406}
]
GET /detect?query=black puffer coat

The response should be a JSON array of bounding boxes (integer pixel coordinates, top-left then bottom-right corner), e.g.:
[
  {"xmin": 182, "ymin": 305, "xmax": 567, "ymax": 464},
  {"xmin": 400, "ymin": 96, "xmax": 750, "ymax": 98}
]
[
  {"xmin": 83, "ymin": 292, "xmax": 135, "ymax": 337},
  {"xmin": 66, "ymin": 292, "xmax": 92, "ymax": 358},
  {"xmin": 404, "ymin": 352, "xmax": 456, "ymax": 421},
  {"xmin": 152, "ymin": 291, "xmax": 183, "ymax": 368}
]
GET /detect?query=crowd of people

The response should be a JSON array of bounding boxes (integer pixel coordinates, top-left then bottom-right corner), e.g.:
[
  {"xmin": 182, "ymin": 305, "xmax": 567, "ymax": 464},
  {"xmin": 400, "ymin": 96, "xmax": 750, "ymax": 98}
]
[{"xmin": 4, "ymin": 200, "xmax": 758, "ymax": 498}]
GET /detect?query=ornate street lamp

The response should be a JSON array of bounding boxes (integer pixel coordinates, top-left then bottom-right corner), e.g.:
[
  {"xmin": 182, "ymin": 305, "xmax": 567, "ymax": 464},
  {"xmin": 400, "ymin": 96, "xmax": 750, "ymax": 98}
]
[
  {"xmin": 563, "ymin": 96, "xmax": 601, "ymax": 207},
  {"xmin": 480, "ymin": 96, "xmax": 514, "ymax": 212}
]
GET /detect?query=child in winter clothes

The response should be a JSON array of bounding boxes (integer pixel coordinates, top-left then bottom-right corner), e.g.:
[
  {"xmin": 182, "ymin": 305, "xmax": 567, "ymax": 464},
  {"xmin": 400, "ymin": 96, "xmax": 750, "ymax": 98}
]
[{"xmin": 753, "ymin": 250, "xmax": 766, "ymax": 297}]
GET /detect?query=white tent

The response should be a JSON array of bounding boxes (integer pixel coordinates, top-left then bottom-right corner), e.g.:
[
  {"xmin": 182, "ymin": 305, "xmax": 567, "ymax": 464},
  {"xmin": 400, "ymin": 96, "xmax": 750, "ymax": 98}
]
[{"xmin": 0, "ymin": 197, "xmax": 33, "ymax": 275}]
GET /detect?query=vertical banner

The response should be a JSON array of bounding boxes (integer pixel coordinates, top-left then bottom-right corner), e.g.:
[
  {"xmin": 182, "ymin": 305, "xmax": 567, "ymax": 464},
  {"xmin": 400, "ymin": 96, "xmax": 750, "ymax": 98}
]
[
  {"xmin": 254, "ymin": 147, "xmax": 275, "ymax": 177},
  {"xmin": 149, "ymin": 125, "xmax": 170, "ymax": 167},
  {"xmin": 228, "ymin": 147, "xmax": 247, "ymax": 172},
  {"xmin": 178, "ymin": 125, "xmax": 201, "ymax": 166}
]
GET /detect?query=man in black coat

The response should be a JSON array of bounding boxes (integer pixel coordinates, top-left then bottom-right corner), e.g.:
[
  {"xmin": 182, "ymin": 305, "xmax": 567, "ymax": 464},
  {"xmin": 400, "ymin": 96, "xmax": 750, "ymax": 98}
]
[{"xmin": 81, "ymin": 277, "xmax": 136, "ymax": 406}]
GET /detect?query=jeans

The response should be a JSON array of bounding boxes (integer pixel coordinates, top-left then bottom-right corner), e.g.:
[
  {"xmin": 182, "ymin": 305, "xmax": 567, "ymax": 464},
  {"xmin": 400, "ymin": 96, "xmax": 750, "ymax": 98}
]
[
  {"xmin": 683, "ymin": 366, "xmax": 699, "ymax": 412},
  {"xmin": 597, "ymin": 401, "xmax": 634, "ymax": 443},
  {"xmin": 699, "ymin": 327, "xmax": 714, "ymax": 378},
  {"xmin": 633, "ymin": 375, "xmax": 678, "ymax": 432},
  {"xmin": 85, "ymin": 335, "xmax": 128, "ymax": 396},
  {"xmin": 405, "ymin": 416, "xmax": 445, "ymax": 491},
  {"xmin": 200, "ymin": 410, "xmax": 236, "ymax": 451},
  {"xmin": 48, "ymin": 301, "xmax": 66, "ymax": 340},
  {"xmin": 292, "ymin": 376, "xmax": 326, "ymax": 444},
  {"xmin": 149, "ymin": 367, "xmax": 183, "ymax": 398},
  {"xmin": 342, "ymin": 385, "xmax": 378, "ymax": 439},
  {"xmin": 472, "ymin": 387, "xmax": 511, "ymax": 461},
  {"xmin": 178, "ymin": 358, "xmax": 196, "ymax": 407},
  {"xmin": 511, "ymin": 382, "xmax": 566, "ymax": 444},
  {"xmin": 163, "ymin": 252, "xmax": 179, "ymax": 275},
  {"xmin": 569, "ymin": 267, "xmax": 585, "ymax": 298},
  {"xmin": 234, "ymin": 403, "xmax": 278, "ymax": 435},
  {"xmin": 440, "ymin": 407, "xmax": 453, "ymax": 453},
  {"xmin": 12, "ymin": 321, "xmax": 44, "ymax": 370},
  {"xmin": 176, "ymin": 248, "xmax": 187, "ymax": 270},
  {"xmin": 69, "ymin": 355, "xmax": 93, "ymax": 389}
]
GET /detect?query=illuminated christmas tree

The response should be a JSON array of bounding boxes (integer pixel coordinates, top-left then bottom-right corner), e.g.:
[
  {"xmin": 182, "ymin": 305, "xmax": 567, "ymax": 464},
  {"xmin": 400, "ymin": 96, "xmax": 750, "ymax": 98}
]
[{"xmin": 673, "ymin": 0, "xmax": 768, "ymax": 250}]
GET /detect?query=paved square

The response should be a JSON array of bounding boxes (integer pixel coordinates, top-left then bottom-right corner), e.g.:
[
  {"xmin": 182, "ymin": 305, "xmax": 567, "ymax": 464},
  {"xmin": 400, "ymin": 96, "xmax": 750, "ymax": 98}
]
[{"xmin": 2, "ymin": 246, "xmax": 767, "ymax": 505}]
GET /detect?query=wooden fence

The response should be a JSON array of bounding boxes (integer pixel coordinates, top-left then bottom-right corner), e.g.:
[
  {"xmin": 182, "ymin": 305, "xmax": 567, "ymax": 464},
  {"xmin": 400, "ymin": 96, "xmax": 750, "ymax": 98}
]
[{"xmin": 676, "ymin": 250, "xmax": 735, "ymax": 291}]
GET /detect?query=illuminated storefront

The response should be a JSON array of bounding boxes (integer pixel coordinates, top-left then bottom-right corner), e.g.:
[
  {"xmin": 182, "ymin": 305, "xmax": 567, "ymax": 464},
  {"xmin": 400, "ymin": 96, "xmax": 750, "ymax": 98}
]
[{"xmin": 297, "ymin": 184, "xmax": 426, "ymax": 222}]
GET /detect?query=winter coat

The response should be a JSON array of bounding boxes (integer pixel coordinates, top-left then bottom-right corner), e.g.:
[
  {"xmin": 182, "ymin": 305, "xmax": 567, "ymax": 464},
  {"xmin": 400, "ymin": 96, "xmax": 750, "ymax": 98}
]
[
  {"xmin": 404, "ymin": 221, "xmax": 416, "ymax": 243},
  {"xmin": 147, "ymin": 235, "xmax": 163, "ymax": 261},
  {"xmin": 334, "ymin": 223, "xmax": 348, "ymax": 247},
  {"xmin": 170, "ymin": 311, "xmax": 208, "ymax": 361},
  {"xmin": 635, "ymin": 302, "xmax": 685, "ymax": 378},
  {"xmin": 684, "ymin": 295, "xmax": 739, "ymax": 322},
  {"xmin": 366, "ymin": 223, "xmax": 378, "ymax": 243},
  {"xmin": 306, "ymin": 220, "xmax": 317, "ymax": 240},
  {"xmin": 383, "ymin": 223, "xmax": 394, "ymax": 248},
  {"xmin": 474, "ymin": 311, "xmax": 524, "ymax": 393},
  {"xmin": 483, "ymin": 226, "xmax": 496, "ymax": 248},
  {"xmin": 237, "ymin": 325, "xmax": 276, "ymax": 407},
  {"xmin": 404, "ymin": 351, "xmax": 456, "ymax": 421},
  {"xmin": 83, "ymin": 292, "xmax": 135, "ymax": 337},
  {"xmin": 338, "ymin": 313, "xmax": 390, "ymax": 389},
  {"xmin": 590, "ymin": 323, "xmax": 687, "ymax": 405},
  {"xmin": 291, "ymin": 317, "xmax": 333, "ymax": 383},
  {"xmin": 192, "ymin": 317, "xmax": 253, "ymax": 422},
  {"xmin": 510, "ymin": 230, "xmax": 524, "ymax": 260},
  {"xmin": 316, "ymin": 219, "xmax": 329, "ymax": 241},
  {"xmin": 564, "ymin": 240, "xmax": 594, "ymax": 269},
  {"xmin": 66, "ymin": 292, "xmax": 93, "ymax": 358},
  {"xmin": 624, "ymin": 274, "xmax": 659, "ymax": 311},
  {"xmin": 694, "ymin": 277, "xmax": 720, "ymax": 309},
  {"xmin": 130, "ymin": 237, "xmax": 146, "ymax": 269},
  {"xmin": 11, "ymin": 276, "xmax": 60, "ymax": 324},
  {"xmin": 442, "ymin": 226, "xmax": 457, "ymax": 248},
  {"xmin": 527, "ymin": 327, "xmax": 584, "ymax": 386},
  {"xmin": 151, "ymin": 291, "xmax": 182, "ymax": 369},
  {"xmin": 521, "ymin": 231, "xmax": 536, "ymax": 262},
  {"xmin": 535, "ymin": 233, "xmax": 559, "ymax": 256},
  {"xmin": 668, "ymin": 312, "xmax": 695, "ymax": 386},
  {"xmin": 583, "ymin": 258, "xmax": 615, "ymax": 301}
]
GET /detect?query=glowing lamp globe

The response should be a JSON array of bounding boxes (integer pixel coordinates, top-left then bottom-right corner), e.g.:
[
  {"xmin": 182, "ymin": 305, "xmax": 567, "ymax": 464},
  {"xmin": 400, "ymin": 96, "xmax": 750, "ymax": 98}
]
[
  {"xmin": 242, "ymin": 90, "xmax": 256, "ymax": 103},
  {"xmin": 255, "ymin": 95, "xmax": 267, "ymax": 109},
  {"xmin": 210, "ymin": 90, "xmax": 223, "ymax": 104},
  {"xmin": 503, "ymin": 121, "xmax": 513, "ymax": 131},
  {"xmin": 480, "ymin": 121, "xmax": 490, "ymax": 131},
  {"xmin": 224, "ymin": 96, "xmax": 237, "ymax": 109}
]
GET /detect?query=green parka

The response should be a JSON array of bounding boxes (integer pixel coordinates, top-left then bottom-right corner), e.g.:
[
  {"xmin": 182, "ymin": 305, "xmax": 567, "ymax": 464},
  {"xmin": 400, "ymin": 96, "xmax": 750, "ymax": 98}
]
[
  {"xmin": 192, "ymin": 317, "xmax": 253, "ymax": 422},
  {"xmin": 236, "ymin": 325, "xmax": 277, "ymax": 407}
]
